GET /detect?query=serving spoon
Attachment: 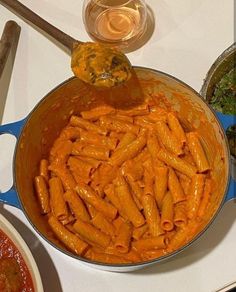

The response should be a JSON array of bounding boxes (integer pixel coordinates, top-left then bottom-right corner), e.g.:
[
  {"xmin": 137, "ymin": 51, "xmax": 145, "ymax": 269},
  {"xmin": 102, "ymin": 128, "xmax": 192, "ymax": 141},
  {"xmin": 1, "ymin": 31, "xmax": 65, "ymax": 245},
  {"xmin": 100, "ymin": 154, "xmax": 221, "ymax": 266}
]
[{"xmin": 0, "ymin": 0, "xmax": 132, "ymax": 87}]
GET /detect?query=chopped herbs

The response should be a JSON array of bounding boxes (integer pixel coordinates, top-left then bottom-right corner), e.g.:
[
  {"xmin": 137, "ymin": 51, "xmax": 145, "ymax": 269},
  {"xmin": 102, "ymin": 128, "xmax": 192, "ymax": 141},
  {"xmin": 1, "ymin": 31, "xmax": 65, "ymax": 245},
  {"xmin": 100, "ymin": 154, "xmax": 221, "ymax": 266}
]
[{"xmin": 210, "ymin": 68, "xmax": 236, "ymax": 115}]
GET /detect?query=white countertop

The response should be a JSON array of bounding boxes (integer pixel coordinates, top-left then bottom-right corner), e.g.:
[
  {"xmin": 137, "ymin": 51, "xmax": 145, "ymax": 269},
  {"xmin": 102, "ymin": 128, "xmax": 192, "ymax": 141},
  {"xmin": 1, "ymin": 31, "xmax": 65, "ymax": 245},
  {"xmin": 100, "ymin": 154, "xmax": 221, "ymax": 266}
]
[{"xmin": 0, "ymin": 1, "xmax": 235, "ymax": 291}]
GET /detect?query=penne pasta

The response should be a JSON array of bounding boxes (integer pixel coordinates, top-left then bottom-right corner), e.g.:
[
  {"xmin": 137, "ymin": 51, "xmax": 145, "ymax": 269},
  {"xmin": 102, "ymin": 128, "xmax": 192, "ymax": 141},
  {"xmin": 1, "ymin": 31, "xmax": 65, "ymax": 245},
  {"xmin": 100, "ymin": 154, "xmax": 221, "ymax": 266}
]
[
  {"xmin": 76, "ymin": 183, "xmax": 117, "ymax": 220},
  {"xmin": 114, "ymin": 221, "xmax": 132, "ymax": 253},
  {"xmin": 34, "ymin": 175, "xmax": 50, "ymax": 214},
  {"xmin": 49, "ymin": 163, "xmax": 77, "ymax": 190},
  {"xmin": 70, "ymin": 115, "xmax": 107, "ymax": 135},
  {"xmin": 164, "ymin": 230, "xmax": 176, "ymax": 245},
  {"xmin": 125, "ymin": 175, "xmax": 143, "ymax": 201},
  {"xmin": 92, "ymin": 163, "xmax": 118, "ymax": 192},
  {"xmin": 48, "ymin": 216, "xmax": 88, "ymax": 256},
  {"xmin": 155, "ymin": 120, "xmax": 183, "ymax": 156},
  {"xmin": 177, "ymin": 172, "xmax": 192, "ymax": 196},
  {"xmin": 86, "ymin": 203, "xmax": 97, "ymax": 218},
  {"xmin": 167, "ymin": 227, "xmax": 188, "ymax": 252},
  {"xmin": 68, "ymin": 156, "xmax": 94, "ymax": 180},
  {"xmin": 73, "ymin": 219, "xmax": 111, "ymax": 248},
  {"xmin": 100, "ymin": 115, "xmax": 139, "ymax": 134},
  {"xmin": 168, "ymin": 168, "xmax": 185, "ymax": 204},
  {"xmin": 79, "ymin": 129, "xmax": 117, "ymax": 150},
  {"xmin": 143, "ymin": 169, "xmax": 154, "ymax": 197},
  {"xmin": 134, "ymin": 147, "xmax": 149, "ymax": 163},
  {"xmin": 132, "ymin": 224, "xmax": 149, "ymax": 240},
  {"xmin": 105, "ymin": 246, "xmax": 142, "ymax": 262},
  {"xmin": 141, "ymin": 249, "xmax": 166, "ymax": 261},
  {"xmin": 117, "ymin": 104, "xmax": 149, "ymax": 117},
  {"xmin": 132, "ymin": 236, "xmax": 166, "ymax": 251},
  {"xmin": 161, "ymin": 192, "xmax": 174, "ymax": 231},
  {"xmin": 187, "ymin": 174, "xmax": 206, "ymax": 219},
  {"xmin": 167, "ymin": 112, "xmax": 186, "ymax": 145},
  {"xmin": 114, "ymin": 175, "xmax": 145, "ymax": 227},
  {"xmin": 154, "ymin": 167, "xmax": 168, "ymax": 209},
  {"xmin": 104, "ymin": 184, "xmax": 125, "ymax": 218},
  {"xmin": 186, "ymin": 132, "xmax": 210, "ymax": 173},
  {"xmin": 146, "ymin": 131, "xmax": 165, "ymax": 168},
  {"xmin": 49, "ymin": 177, "xmax": 68, "ymax": 221},
  {"xmin": 198, "ymin": 178, "xmax": 212, "ymax": 218},
  {"xmin": 91, "ymin": 212, "xmax": 116, "ymax": 238},
  {"xmin": 113, "ymin": 216, "xmax": 125, "ymax": 233},
  {"xmin": 64, "ymin": 190, "xmax": 90, "ymax": 222},
  {"xmin": 157, "ymin": 148, "xmax": 197, "ymax": 178},
  {"xmin": 79, "ymin": 156, "xmax": 101, "ymax": 169},
  {"xmin": 39, "ymin": 159, "xmax": 49, "ymax": 182},
  {"xmin": 113, "ymin": 114, "xmax": 134, "ymax": 123},
  {"xmin": 121, "ymin": 160, "xmax": 144, "ymax": 181},
  {"xmin": 59, "ymin": 126, "xmax": 81, "ymax": 141},
  {"xmin": 110, "ymin": 130, "xmax": 147, "ymax": 166},
  {"xmin": 50, "ymin": 139, "xmax": 72, "ymax": 164},
  {"xmin": 174, "ymin": 202, "xmax": 187, "ymax": 227},
  {"xmin": 116, "ymin": 132, "xmax": 136, "ymax": 150},
  {"xmin": 134, "ymin": 116, "xmax": 154, "ymax": 129},
  {"xmin": 60, "ymin": 215, "xmax": 76, "ymax": 226},
  {"xmin": 142, "ymin": 194, "xmax": 164, "ymax": 237},
  {"xmin": 72, "ymin": 142, "xmax": 110, "ymax": 161}
]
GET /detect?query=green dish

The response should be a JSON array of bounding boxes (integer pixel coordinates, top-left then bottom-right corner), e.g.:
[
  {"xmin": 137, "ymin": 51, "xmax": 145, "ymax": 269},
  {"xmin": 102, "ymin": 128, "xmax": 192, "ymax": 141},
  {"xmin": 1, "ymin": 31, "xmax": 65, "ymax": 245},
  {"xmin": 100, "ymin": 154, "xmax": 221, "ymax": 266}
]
[{"xmin": 210, "ymin": 67, "xmax": 236, "ymax": 115}]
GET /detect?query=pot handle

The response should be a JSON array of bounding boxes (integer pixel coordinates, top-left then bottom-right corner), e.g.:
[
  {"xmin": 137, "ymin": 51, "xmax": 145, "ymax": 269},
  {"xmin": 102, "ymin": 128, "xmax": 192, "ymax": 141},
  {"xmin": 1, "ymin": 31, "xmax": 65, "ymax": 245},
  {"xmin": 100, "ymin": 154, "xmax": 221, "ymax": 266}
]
[
  {"xmin": 216, "ymin": 111, "xmax": 236, "ymax": 202},
  {"xmin": 0, "ymin": 119, "xmax": 26, "ymax": 208}
]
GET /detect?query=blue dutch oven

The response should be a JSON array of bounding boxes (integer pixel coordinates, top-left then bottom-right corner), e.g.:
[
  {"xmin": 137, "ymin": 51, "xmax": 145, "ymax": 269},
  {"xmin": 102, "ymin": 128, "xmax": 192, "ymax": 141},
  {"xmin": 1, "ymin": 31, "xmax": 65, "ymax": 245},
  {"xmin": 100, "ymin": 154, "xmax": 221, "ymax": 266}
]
[{"xmin": 0, "ymin": 67, "xmax": 235, "ymax": 271}]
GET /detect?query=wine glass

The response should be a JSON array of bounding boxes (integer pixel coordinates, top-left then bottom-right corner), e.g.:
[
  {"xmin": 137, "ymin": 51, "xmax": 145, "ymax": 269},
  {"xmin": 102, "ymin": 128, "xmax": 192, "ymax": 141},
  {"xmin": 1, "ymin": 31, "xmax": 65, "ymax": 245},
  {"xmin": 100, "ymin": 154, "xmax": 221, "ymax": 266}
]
[{"xmin": 82, "ymin": 0, "xmax": 147, "ymax": 51}]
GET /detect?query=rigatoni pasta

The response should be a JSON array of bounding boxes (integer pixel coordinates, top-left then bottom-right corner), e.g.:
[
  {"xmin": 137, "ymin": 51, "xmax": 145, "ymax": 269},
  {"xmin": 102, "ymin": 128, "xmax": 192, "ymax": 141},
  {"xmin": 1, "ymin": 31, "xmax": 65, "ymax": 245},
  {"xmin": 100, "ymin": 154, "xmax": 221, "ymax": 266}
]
[
  {"xmin": 34, "ymin": 175, "xmax": 50, "ymax": 214},
  {"xmin": 34, "ymin": 97, "xmax": 213, "ymax": 264},
  {"xmin": 186, "ymin": 132, "xmax": 210, "ymax": 173}
]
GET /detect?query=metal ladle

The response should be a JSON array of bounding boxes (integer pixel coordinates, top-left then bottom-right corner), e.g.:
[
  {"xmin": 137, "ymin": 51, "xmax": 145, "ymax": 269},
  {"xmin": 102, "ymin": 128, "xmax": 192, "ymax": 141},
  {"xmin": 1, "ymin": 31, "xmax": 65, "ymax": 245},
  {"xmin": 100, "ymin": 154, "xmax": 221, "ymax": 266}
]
[{"xmin": 0, "ymin": 0, "xmax": 132, "ymax": 87}]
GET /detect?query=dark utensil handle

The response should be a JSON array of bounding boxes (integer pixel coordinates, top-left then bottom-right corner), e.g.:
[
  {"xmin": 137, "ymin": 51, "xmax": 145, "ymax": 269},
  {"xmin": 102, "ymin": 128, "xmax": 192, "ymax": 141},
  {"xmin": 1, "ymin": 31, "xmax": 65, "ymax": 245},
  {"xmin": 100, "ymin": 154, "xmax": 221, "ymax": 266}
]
[
  {"xmin": 0, "ymin": 20, "xmax": 21, "ymax": 123},
  {"xmin": 0, "ymin": 20, "xmax": 20, "ymax": 78},
  {"xmin": 0, "ymin": 0, "xmax": 79, "ymax": 52}
]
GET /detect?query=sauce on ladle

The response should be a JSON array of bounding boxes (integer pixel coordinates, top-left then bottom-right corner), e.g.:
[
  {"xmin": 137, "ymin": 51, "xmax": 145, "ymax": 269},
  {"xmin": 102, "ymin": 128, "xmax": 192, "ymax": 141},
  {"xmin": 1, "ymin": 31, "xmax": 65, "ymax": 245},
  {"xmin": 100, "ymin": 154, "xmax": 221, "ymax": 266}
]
[{"xmin": 71, "ymin": 42, "xmax": 132, "ymax": 87}]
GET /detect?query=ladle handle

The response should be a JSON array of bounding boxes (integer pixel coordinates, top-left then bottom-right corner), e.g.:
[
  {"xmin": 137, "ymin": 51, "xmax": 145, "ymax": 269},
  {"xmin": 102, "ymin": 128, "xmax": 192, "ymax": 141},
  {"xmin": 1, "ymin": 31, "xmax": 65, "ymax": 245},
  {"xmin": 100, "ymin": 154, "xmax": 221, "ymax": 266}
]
[{"xmin": 0, "ymin": 0, "xmax": 79, "ymax": 52}]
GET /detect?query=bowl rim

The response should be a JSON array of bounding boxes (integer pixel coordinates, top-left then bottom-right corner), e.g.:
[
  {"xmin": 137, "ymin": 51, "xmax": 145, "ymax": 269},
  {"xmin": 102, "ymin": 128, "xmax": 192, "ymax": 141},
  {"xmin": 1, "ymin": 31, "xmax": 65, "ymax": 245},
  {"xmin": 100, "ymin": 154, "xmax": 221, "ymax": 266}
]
[
  {"xmin": 13, "ymin": 66, "xmax": 231, "ymax": 269},
  {"xmin": 0, "ymin": 213, "xmax": 44, "ymax": 291},
  {"xmin": 200, "ymin": 42, "xmax": 236, "ymax": 99}
]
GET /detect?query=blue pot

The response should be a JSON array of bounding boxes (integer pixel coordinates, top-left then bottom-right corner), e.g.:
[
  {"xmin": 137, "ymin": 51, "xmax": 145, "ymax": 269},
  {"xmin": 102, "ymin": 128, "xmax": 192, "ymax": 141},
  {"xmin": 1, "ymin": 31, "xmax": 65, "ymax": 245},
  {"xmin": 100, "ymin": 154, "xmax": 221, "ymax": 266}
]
[{"xmin": 0, "ymin": 67, "xmax": 235, "ymax": 271}]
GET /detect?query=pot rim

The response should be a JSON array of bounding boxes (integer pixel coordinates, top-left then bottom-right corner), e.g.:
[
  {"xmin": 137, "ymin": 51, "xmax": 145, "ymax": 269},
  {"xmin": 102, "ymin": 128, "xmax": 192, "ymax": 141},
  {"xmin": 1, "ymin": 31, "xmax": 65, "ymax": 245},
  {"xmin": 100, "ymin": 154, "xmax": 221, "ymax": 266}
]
[{"xmin": 13, "ymin": 66, "xmax": 231, "ymax": 269}]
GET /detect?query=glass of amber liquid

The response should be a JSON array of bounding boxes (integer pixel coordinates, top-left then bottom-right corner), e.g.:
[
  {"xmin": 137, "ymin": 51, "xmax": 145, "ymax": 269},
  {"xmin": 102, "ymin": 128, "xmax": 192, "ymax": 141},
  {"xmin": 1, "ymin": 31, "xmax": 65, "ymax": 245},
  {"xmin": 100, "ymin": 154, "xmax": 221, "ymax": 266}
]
[{"xmin": 82, "ymin": 0, "xmax": 147, "ymax": 51}]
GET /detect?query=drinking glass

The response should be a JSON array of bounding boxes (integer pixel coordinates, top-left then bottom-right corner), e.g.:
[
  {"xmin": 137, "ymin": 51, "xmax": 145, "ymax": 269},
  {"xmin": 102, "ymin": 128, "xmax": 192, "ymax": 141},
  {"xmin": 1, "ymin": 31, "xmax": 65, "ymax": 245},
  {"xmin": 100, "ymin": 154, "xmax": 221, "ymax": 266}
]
[{"xmin": 82, "ymin": 0, "xmax": 147, "ymax": 51}]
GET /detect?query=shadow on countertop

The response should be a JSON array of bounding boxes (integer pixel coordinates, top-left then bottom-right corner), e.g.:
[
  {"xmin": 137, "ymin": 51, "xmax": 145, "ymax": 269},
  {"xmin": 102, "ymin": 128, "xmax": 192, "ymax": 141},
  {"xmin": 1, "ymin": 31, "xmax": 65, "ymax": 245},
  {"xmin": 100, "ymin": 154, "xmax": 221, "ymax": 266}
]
[
  {"xmin": 131, "ymin": 200, "xmax": 236, "ymax": 275},
  {"xmin": 0, "ymin": 205, "xmax": 63, "ymax": 292}
]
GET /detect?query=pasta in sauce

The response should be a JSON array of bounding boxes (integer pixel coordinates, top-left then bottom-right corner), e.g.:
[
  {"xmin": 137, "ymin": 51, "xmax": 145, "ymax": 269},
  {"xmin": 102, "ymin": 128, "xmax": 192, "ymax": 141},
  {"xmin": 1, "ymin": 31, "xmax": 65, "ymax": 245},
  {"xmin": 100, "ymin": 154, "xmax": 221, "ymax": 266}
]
[{"xmin": 34, "ymin": 95, "xmax": 212, "ymax": 264}]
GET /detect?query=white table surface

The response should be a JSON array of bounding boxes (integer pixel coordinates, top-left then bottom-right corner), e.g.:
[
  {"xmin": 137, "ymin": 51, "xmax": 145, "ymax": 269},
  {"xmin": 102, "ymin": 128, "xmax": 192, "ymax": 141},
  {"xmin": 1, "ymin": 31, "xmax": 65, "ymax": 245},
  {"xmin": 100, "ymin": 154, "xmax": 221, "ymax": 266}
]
[{"xmin": 0, "ymin": 1, "xmax": 235, "ymax": 291}]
